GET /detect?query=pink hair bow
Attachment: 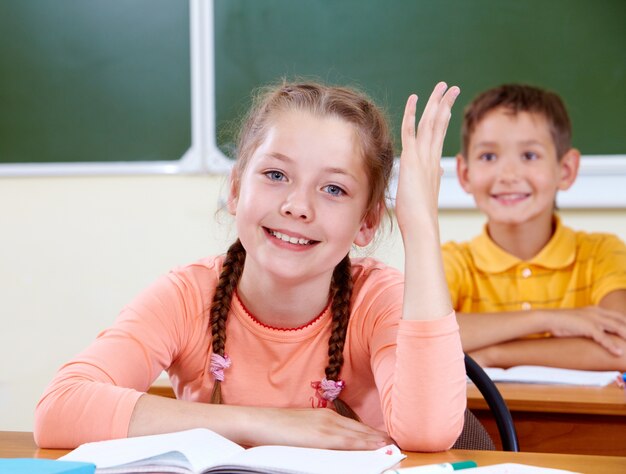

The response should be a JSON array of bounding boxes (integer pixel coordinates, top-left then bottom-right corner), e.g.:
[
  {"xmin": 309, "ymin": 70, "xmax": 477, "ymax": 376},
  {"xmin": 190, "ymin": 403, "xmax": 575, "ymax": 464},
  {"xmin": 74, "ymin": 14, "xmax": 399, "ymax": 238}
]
[
  {"xmin": 210, "ymin": 353, "xmax": 231, "ymax": 382},
  {"xmin": 319, "ymin": 378, "xmax": 345, "ymax": 402}
]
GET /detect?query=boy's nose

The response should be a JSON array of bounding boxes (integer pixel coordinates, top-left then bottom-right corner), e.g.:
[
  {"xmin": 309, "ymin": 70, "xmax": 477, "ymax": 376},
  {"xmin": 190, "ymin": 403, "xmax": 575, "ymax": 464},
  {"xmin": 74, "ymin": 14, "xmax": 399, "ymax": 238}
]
[
  {"xmin": 280, "ymin": 189, "xmax": 314, "ymax": 221},
  {"xmin": 497, "ymin": 159, "xmax": 521, "ymax": 183}
]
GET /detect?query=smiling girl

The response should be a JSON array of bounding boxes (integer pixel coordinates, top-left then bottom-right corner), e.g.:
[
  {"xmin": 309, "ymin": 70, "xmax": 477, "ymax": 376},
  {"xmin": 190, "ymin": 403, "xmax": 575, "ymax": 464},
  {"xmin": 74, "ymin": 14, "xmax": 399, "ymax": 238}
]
[{"xmin": 35, "ymin": 81, "xmax": 465, "ymax": 452}]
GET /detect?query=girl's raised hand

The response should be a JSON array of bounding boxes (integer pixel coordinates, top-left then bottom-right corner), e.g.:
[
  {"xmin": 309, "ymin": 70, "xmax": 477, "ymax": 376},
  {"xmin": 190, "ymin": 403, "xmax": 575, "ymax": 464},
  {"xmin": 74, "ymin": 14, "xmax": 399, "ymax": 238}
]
[{"xmin": 395, "ymin": 82, "xmax": 460, "ymax": 237}]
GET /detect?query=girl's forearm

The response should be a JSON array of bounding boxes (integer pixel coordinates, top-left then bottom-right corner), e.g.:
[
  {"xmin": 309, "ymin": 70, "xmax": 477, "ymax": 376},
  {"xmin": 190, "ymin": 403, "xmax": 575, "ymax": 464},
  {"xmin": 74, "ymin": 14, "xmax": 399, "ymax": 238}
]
[{"xmin": 402, "ymin": 224, "xmax": 453, "ymax": 321}]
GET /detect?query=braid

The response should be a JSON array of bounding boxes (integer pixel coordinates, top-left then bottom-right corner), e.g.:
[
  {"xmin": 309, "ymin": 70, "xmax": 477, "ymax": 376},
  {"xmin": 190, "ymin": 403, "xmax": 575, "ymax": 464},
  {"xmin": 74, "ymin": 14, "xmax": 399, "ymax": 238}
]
[
  {"xmin": 325, "ymin": 255, "xmax": 360, "ymax": 421},
  {"xmin": 209, "ymin": 239, "xmax": 246, "ymax": 404}
]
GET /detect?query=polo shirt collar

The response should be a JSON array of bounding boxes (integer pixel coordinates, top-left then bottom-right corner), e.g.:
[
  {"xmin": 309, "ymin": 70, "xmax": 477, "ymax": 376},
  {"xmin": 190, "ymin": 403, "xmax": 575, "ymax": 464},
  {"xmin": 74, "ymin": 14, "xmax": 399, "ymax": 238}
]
[{"xmin": 469, "ymin": 215, "xmax": 576, "ymax": 273}]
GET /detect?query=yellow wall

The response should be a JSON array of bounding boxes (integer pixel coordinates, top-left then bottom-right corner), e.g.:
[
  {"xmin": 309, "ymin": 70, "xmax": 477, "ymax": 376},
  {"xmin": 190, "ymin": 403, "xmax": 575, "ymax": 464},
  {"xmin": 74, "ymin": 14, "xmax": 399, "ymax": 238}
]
[{"xmin": 1, "ymin": 175, "xmax": 625, "ymax": 430}]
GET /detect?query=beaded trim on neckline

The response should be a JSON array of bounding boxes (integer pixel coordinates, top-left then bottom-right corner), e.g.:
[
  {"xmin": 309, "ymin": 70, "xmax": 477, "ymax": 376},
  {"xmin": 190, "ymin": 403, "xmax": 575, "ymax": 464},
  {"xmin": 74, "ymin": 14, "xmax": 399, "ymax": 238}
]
[{"xmin": 234, "ymin": 291, "xmax": 330, "ymax": 331}]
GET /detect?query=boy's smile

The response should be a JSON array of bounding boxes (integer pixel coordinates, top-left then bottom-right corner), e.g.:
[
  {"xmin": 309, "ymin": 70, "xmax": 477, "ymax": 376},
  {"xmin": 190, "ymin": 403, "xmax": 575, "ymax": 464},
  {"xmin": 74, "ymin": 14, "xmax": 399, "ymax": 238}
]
[{"xmin": 457, "ymin": 107, "xmax": 577, "ymax": 229}]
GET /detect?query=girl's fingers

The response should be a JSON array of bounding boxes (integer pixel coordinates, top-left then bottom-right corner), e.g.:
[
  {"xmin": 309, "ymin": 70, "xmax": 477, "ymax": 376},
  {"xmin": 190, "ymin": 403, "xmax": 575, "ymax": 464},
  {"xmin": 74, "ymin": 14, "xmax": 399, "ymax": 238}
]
[
  {"xmin": 401, "ymin": 94, "xmax": 418, "ymax": 150},
  {"xmin": 413, "ymin": 82, "xmax": 460, "ymax": 162},
  {"xmin": 429, "ymin": 86, "xmax": 460, "ymax": 159},
  {"xmin": 417, "ymin": 81, "xmax": 448, "ymax": 129}
]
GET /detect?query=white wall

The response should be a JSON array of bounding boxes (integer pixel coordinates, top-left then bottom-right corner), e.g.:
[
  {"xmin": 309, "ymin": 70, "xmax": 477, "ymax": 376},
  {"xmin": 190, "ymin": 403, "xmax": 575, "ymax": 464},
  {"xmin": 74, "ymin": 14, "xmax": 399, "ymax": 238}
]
[{"xmin": 1, "ymin": 175, "xmax": 625, "ymax": 431}]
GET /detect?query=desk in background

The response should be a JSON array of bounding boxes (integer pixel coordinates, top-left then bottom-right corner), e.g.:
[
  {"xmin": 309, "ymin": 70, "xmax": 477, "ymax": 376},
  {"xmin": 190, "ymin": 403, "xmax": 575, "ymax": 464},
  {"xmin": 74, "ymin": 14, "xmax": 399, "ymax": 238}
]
[
  {"xmin": 3, "ymin": 431, "xmax": 625, "ymax": 473},
  {"xmin": 468, "ymin": 382, "xmax": 626, "ymax": 456}
]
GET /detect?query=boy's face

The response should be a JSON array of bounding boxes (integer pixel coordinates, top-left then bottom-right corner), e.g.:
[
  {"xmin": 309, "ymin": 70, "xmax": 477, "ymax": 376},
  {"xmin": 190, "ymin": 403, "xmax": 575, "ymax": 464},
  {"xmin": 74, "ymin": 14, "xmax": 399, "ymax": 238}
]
[{"xmin": 457, "ymin": 107, "xmax": 578, "ymax": 227}]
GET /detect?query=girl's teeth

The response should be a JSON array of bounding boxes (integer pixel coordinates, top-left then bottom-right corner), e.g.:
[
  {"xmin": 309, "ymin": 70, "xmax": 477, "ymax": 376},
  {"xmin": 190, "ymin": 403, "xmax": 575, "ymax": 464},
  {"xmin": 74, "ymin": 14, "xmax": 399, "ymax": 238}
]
[{"xmin": 272, "ymin": 231, "xmax": 310, "ymax": 245}]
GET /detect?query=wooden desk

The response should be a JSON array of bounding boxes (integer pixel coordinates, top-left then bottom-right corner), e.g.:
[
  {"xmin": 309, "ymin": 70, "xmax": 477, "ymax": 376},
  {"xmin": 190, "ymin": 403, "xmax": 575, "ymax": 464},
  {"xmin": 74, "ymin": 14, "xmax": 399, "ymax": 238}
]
[
  {"xmin": 467, "ymin": 382, "xmax": 626, "ymax": 456},
  {"xmin": 3, "ymin": 431, "xmax": 626, "ymax": 473}
]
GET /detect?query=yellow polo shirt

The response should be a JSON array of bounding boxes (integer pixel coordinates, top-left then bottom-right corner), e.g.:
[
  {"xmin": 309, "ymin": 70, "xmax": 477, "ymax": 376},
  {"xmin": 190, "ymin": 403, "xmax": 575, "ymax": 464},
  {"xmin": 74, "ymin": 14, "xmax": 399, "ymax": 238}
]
[{"xmin": 442, "ymin": 216, "xmax": 626, "ymax": 313}]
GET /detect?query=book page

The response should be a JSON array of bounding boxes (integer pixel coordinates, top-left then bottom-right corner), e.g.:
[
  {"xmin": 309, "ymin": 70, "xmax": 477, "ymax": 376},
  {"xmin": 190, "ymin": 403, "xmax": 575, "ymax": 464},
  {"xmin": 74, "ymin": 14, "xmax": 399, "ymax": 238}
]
[
  {"xmin": 219, "ymin": 444, "xmax": 406, "ymax": 474},
  {"xmin": 483, "ymin": 366, "xmax": 620, "ymax": 386},
  {"xmin": 60, "ymin": 428, "xmax": 243, "ymax": 472}
]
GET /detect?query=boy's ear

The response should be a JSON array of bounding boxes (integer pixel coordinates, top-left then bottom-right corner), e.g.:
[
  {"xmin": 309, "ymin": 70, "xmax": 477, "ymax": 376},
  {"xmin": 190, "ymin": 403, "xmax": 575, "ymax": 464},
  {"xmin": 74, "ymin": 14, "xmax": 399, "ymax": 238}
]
[
  {"xmin": 226, "ymin": 169, "xmax": 239, "ymax": 215},
  {"xmin": 353, "ymin": 203, "xmax": 383, "ymax": 247},
  {"xmin": 456, "ymin": 153, "xmax": 472, "ymax": 193},
  {"xmin": 558, "ymin": 148, "xmax": 581, "ymax": 191}
]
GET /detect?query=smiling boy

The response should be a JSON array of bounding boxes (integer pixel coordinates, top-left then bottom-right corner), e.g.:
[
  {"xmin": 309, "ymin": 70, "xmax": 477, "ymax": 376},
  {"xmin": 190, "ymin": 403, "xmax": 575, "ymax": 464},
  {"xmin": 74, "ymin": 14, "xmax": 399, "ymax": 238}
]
[{"xmin": 443, "ymin": 84, "xmax": 626, "ymax": 370}]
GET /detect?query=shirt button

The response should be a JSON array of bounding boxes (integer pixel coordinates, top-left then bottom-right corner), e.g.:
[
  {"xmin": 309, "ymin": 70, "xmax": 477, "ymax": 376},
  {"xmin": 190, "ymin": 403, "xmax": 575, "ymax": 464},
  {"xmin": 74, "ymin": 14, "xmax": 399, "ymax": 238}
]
[
  {"xmin": 521, "ymin": 268, "xmax": 532, "ymax": 278},
  {"xmin": 521, "ymin": 302, "xmax": 532, "ymax": 310}
]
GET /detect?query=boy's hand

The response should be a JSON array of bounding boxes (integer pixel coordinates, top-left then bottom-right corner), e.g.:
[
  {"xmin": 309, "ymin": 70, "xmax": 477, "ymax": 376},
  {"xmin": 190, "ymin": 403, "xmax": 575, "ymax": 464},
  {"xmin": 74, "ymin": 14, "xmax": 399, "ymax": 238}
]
[
  {"xmin": 548, "ymin": 306, "xmax": 626, "ymax": 356},
  {"xmin": 395, "ymin": 82, "xmax": 460, "ymax": 236}
]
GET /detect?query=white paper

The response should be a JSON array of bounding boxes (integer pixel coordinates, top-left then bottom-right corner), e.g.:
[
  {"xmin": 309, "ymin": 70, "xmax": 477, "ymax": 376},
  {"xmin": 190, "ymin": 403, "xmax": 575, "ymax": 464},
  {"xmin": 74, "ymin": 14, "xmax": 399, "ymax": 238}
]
[{"xmin": 483, "ymin": 366, "xmax": 620, "ymax": 386}]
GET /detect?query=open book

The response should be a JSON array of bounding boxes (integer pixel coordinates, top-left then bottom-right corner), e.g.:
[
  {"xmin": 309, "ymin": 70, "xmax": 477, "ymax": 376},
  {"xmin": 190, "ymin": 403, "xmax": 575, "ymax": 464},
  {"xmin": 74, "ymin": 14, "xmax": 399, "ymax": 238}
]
[
  {"xmin": 60, "ymin": 428, "xmax": 405, "ymax": 474},
  {"xmin": 482, "ymin": 365, "xmax": 621, "ymax": 387}
]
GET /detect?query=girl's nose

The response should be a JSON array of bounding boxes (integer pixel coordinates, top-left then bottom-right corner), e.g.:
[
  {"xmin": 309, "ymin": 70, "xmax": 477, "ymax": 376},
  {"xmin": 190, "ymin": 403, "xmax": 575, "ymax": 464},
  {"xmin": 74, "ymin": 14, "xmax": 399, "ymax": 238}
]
[{"xmin": 280, "ymin": 189, "xmax": 314, "ymax": 221}]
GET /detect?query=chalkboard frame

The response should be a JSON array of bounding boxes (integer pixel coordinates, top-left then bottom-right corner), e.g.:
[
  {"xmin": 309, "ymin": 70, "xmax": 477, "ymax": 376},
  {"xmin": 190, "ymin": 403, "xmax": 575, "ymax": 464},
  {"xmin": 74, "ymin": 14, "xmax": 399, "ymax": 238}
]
[{"xmin": 1, "ymin": 0, "xmax": 624, "ymax": 209}]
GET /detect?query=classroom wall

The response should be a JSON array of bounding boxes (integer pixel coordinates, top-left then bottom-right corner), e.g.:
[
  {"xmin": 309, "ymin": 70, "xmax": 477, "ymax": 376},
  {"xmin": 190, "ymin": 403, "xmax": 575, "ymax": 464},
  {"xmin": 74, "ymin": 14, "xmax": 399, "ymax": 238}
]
[{"xmin": 1, "ymin": 175, "xmax": 625, "ymax": 431}]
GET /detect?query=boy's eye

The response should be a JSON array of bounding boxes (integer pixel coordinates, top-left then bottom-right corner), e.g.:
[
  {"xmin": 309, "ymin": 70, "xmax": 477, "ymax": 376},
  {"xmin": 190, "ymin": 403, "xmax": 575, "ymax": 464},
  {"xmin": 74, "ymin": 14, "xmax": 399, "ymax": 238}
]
[
  {"xmin": 523, "ymin": 152, "xmax": 538, "ymax": 161},
  {"xmin": 265, "ymin": 170, "xmax": 285, "ymax": 181},
  {"xmin": 323, "ymin": 184, "xmax": 345, "ymax": 197},
  {"xmin": 479, "ymin": 153, "xmax": 496, "ymax": 162}
]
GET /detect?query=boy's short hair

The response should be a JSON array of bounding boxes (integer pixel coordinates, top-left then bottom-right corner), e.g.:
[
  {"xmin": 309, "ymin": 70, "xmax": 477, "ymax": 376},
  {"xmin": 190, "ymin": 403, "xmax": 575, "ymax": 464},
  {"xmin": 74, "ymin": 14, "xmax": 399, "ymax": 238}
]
[{"xmin": 461, "ymin": 84, "xmax": 572, "ymax": 159}]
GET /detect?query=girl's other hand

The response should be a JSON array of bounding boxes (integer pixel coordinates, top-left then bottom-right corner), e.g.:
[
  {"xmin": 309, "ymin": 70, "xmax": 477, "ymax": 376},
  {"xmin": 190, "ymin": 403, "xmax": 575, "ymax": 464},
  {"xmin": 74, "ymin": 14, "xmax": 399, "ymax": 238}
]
[
  {"xmin": 237, "ymin": 407, "xmax": 393, "ymax": 450},
  {"xmin": 395, "ymin": 82, "xmax": 460, "ymax": 236}
]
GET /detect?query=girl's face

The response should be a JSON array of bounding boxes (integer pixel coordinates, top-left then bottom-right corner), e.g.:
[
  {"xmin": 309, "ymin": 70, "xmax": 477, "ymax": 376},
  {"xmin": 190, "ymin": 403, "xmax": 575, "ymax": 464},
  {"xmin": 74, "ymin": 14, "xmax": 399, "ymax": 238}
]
[{"xmin": 228, "ymin": 109, "xmax": 377, "ymax": 286}]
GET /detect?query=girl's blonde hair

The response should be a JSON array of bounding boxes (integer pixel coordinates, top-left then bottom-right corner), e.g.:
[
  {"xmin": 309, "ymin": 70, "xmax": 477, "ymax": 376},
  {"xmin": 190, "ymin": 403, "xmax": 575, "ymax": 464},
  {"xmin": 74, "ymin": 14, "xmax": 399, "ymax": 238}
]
[{"xmin": 210, "ymin": 81, "xmax": 395, "ymax": 421}]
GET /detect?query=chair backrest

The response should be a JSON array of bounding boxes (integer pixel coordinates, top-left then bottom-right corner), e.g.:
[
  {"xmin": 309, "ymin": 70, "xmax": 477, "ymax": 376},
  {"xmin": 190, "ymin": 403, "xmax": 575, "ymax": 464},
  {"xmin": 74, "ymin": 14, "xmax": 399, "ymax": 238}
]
[
  {"xmin": 452, "ymin": 409, "xmax": 496, "ymax": 450},
  {"xmin": 463, "ymin": 354, "xmax": 520, "ymax": 451}
]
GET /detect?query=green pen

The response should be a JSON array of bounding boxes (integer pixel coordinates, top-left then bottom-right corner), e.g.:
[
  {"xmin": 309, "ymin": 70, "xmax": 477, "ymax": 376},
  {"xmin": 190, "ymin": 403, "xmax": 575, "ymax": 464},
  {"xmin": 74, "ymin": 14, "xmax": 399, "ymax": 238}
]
[{"xmin": 383, "ymin": 460, "xmax": 477, "ymax": 473}]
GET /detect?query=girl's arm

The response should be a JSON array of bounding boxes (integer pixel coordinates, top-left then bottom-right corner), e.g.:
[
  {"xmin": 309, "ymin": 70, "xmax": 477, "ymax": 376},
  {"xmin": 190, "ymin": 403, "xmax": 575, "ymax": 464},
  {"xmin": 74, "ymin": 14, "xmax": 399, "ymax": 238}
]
[
  {"xmin": 395, "ymin": 83, "xmax": 460, "ymax": 321},
  {"xmin": 377, "ymin": 84, "xmax": 465, "ymax": 451},
  {"xmin": 128, "ymin": 395, "xmax": 390, "ymax": 450}
]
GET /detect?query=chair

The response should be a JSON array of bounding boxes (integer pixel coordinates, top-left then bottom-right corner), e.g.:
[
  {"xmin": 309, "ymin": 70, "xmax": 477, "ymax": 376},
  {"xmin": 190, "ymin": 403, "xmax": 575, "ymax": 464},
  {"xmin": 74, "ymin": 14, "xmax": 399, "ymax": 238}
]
[{"xmin": 453, "ymin": 354, "xmax": 520, "ymax": 451}]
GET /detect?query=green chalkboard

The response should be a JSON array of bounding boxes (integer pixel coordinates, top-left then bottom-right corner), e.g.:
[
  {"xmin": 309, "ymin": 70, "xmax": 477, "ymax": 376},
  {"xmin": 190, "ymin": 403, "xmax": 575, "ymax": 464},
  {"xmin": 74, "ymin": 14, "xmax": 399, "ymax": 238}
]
[
  {"xmin": 0, "ymin": 0, "xmax": 190, "ymax": 164},
  {"xmin": 214, "ymin": 0, "xmax": 626, "ymax": 158}
]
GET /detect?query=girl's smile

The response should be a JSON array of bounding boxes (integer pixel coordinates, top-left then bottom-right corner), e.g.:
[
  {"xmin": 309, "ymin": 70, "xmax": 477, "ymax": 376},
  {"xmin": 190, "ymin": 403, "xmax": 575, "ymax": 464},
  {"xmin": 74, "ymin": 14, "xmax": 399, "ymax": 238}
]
[{"xmin": 265, "ymin": 227, "xmax": 318, "ymax": 247}]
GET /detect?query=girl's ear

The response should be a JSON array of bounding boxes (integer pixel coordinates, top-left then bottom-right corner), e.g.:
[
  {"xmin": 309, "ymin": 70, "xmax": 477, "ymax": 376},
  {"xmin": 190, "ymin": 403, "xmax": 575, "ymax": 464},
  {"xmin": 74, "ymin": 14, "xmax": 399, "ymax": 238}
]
[
  {"xmin": 456, "ymin": 153, "xmax": 472, "ymax": 193},
  {"xmin": 226, "ymin": 169, "xmax": 239, "ymax": 215},
  {"xmin": 353, "ymin": 203, "xmax": 383, "ymax": 247},
  {"xmin": 558, "ymin": 148, "xmax": 581, "ymax": 191}
]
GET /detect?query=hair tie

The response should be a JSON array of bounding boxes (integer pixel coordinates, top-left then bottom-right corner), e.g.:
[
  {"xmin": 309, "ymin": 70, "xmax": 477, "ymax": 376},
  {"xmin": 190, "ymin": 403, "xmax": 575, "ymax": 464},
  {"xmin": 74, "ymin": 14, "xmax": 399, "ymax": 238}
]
[
  {"xmin": 319, "ymin": 378, "xmax": 345, "ymax": 402},
  {"xmin": 210, "ymin": 353, "xmax": 231, "ymax": 382}
]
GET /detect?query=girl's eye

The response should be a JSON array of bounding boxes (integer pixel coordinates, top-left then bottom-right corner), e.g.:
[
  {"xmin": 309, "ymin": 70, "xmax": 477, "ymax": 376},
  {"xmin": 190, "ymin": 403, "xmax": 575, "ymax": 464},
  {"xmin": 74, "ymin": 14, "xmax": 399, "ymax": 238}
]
[
  {"xmin": 523, "ymin": 152, "xmax": 538, "ymax": 161},
  {"xmin": 323, "ymin": 184, "xmax": 345, "ymax": 197},
  {"xmin": 265, "ymin": 170, "xmax": 285, "ymax": 181},
  {"xmin": 479, "ymin": 153, "xmax": 496, "ymax": 162}
]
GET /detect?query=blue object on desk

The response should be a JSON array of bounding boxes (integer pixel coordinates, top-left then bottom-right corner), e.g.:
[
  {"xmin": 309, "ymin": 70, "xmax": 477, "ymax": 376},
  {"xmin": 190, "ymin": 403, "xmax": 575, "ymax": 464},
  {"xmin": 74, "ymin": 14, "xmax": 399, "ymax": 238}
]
[{"xmin": 0, "ymin": 458, "xmax": 95, "ymax": 474}]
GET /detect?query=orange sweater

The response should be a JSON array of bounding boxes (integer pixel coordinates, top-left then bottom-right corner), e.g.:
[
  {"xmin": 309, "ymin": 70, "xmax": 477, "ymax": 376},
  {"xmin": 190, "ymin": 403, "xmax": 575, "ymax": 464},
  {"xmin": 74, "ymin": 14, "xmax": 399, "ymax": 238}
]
[{"xmin": 35, "ymin": 257, "xmax": 465, "ymax": 451}]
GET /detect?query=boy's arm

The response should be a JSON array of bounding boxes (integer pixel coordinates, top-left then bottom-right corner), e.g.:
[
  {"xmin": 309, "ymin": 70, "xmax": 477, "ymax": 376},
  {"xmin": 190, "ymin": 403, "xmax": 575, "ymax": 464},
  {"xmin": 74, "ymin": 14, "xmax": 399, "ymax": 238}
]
[
  {"xmin": 469, "ymin": 334, "xmax": 626, "ymax": 371},
  {"xmin": 600, "ymin": 289, "xmax": 626, "ymax": 314},
  {"xmin": 463, "ymin": 289, "xmax": 626, "ymax": 369},
  {"xmin": 458, "ymin": 302, "xmax": 626, "ymax": 354}
]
